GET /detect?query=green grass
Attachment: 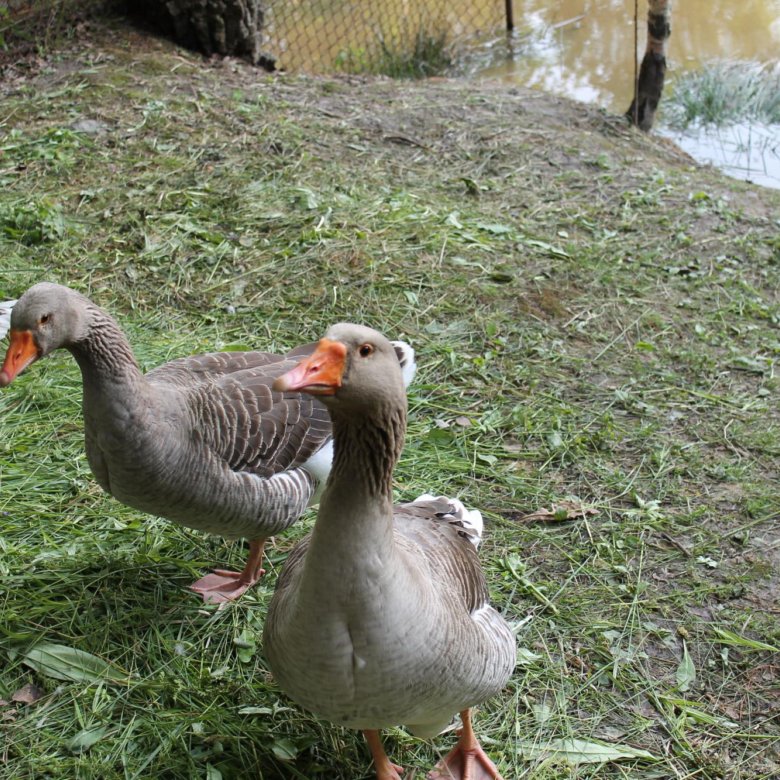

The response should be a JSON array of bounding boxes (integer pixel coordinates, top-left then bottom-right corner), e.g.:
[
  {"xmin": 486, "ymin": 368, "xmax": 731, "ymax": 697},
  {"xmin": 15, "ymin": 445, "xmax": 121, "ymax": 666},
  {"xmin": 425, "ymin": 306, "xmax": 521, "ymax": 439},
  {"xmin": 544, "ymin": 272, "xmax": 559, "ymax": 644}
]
[
  {"xmin": 335, "ymin": 21, "xmax": 453, "ymax": 78},
  {"xmin": 0, "ymin": 0, "xmax": 105, "ymax": 56},
  {"xmin": 665, "ymin": 60, "xmax": 780, "ymax": 128},
  {"xmin": 1, "ymin": 19, "xmax": 779, "ymax": 780}
]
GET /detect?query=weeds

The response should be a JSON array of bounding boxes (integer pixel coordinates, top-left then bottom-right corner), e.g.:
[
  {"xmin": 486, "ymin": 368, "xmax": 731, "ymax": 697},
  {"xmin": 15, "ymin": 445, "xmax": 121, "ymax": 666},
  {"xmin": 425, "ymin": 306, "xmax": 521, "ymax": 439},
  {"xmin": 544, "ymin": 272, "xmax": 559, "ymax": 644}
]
[
  {"xmin": 336, "ymin": 21, "xmax": 453, "ymax": 78},
  {"xmin": 666, "ymin": 60, "xmax": 780, "ymax": 128}
]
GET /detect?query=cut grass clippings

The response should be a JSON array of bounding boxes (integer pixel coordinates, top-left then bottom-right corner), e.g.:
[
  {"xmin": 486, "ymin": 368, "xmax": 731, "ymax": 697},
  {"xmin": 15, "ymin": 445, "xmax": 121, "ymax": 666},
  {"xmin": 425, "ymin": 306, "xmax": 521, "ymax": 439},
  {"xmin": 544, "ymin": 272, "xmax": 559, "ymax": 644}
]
[{"xmin": 0, "ymin": 18, "xmax": 779, "ymax": 780}]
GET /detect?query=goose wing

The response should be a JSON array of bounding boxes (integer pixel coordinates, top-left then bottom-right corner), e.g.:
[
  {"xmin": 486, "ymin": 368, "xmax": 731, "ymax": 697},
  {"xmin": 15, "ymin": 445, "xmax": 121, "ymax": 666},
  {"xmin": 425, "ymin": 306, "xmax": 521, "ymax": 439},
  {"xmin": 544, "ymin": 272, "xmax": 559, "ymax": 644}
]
[
  {"xmin": 147, "ymin": 343, "xmax": 318, "ymax": 384},
  {"xmin": 149, "ymin": 344, "xmax": 332, "ymax": 480},
  {"xmin": 393, "ymin": 495, "xmax": 489, "ymax": 615}
]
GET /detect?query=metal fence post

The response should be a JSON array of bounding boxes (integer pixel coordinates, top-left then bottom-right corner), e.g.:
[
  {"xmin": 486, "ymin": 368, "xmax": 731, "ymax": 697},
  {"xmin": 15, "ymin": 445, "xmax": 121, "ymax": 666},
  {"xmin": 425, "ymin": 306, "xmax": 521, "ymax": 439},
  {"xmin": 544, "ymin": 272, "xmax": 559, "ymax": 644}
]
[{"xmin": 505, "ymin": 0, "xmax": 514, "ymax": 31}]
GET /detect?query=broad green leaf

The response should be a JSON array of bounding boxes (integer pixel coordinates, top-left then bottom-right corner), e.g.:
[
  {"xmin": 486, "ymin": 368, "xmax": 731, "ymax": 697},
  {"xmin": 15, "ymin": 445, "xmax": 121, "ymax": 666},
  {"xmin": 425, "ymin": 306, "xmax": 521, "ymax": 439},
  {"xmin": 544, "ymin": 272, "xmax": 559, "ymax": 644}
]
[
  {"xmin": 523, "ymin": 238, "xmax": 570, "ymax": 258},
  {"xmin": 730, "ymin": 355, "xmax": 768, "ymax": 373},
  {"xmin": 711, "ymin": 628, "xmax": 778, "ymax": 652},
  {"xmin": 238, "ymin": 706, "xmax": 273, "ymax": 715},
  {"xmin": 657, "ymin": 696, "xmax": 739, "ymax": 728},
  {"xmin": 531, "ymin": 702, "xmax": 553, "ymax": 725},
  {"xmin": 676, "ymin": 639, "xmax": 696, "ymax": 692},
  {"xmin": 489, "ymin": 271, "xmax": 513, "ymax": 283},
  {"xmin": 517, "ymin": 738, "xmax": 656, "ymax": 763},
  {"xmin": 445, "ymin": 212, "xmax": 463, "ymax": 229},
  {"xmin": 475, "ymin": 221, "xmax": 513, "ymax": 235},
  {"xmin": 233, "ymin": 629, "xmax": 256, "ymax": 663},
  {"xmin": 23, "ymin": 643, "xmax": 130, "ymax": 684},
  {"xmin": 293, "ymin": 187, "xmax": 318, "ymax": 210},
  {"xmin": 206, "ymin": 765, "xmax": 223, "ymax": 780},
  {"xmin": 271, "ymin": 738, "xmax": 299, "ymax": 761},
  {"xmin": 547, "ymin": 431, "xmax": 564, "ymax": 450},
  {"xmin": 516, "ymin": 648, "xmax": 542, "ymax": 666},
  {"xmin": 427, "ymin": 428, "xmax": 453, "ymax": 443},
  {"xmin": 67, "ymin": 726, "xmax": 109, "ymax": 753}
]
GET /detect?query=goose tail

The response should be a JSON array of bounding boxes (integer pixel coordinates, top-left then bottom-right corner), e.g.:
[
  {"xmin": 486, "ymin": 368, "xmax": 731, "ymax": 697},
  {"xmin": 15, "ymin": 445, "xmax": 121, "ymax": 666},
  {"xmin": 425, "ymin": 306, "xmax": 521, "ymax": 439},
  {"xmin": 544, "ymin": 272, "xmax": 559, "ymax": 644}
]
[
  {"xmin": 391, "ymin": 340, "xmax": 417, "ymax": 388},
  {"xmin": 411, "ymin": 493, "xmax": 484, "ymax": 547},
  {"xmin": 0, "ymin": 300, "xmax": 17, "ymax": 342}
]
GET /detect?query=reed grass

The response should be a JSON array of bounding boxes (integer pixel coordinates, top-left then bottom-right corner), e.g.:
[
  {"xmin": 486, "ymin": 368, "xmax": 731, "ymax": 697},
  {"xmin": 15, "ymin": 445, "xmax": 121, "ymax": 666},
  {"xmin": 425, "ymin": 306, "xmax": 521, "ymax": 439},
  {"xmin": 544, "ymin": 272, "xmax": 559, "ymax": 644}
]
[
  {"xmin": 665, "ymin": 60, "xmax": 780, "ymax": 128},
  {"xmin": 335, "ymin": 20, "xmax": 453, "ymax": 79}
]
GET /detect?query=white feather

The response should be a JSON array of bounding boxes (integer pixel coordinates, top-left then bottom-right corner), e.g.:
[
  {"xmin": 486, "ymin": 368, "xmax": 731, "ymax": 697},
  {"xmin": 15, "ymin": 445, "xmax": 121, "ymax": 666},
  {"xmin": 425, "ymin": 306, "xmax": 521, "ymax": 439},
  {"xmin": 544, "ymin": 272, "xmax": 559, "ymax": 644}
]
[
  {"xmin": 391, "ymin": 340, "xmax": 417, "ymax": 388},
  {"xmin": 0, "ymin": 300, "xmax": 17, "ymax": 342},
  {"xmin": 411, "ymin": 493, "xmax": 484, "ymax": 547},
  {"xmin": 302, "ymin": 438, "xmax": 334, "ymax": 503}
]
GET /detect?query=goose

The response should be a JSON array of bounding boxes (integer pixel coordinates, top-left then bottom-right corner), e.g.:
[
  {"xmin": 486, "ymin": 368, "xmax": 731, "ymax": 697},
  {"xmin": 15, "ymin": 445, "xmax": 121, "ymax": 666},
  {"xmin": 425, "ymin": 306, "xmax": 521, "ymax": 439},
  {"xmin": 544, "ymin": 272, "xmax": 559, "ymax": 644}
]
[
  {"xmin": 264, "ymin": 323, "xmax": 516, "ymax": 780},
  {"xmin": 0, "ymin": 283, "xmax": 415, "ymax": 604}
]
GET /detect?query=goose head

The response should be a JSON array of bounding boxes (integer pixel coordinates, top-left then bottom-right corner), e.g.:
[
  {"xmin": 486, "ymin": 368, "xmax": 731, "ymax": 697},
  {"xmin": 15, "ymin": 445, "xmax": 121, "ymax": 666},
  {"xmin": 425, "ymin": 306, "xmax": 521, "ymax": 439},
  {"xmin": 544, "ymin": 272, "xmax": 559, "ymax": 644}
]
[
  {"xmin": 273, "ymin": 323, "xmax": 407, "ymax": 415},
  {"xmin": 0, "ymin": 282, "xmax": 90, "ymax": 386}
]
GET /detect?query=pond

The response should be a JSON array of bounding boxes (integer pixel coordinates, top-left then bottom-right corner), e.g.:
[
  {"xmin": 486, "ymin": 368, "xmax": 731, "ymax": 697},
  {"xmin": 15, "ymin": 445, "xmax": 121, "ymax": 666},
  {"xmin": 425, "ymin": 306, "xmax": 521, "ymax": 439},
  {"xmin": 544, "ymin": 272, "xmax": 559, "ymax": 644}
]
[{"xmin": 473, "ymin": 0, "xmax": 780, "ymax": 188}]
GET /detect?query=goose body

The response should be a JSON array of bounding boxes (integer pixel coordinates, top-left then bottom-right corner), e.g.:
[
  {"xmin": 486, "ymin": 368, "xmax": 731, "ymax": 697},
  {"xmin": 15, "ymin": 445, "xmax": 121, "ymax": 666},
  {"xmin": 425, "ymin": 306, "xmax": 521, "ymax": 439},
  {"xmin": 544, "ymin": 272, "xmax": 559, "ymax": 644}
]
[
  {"xmin": 0, "ymin": 283, "xmax": 415, "ymax": 603},
  {"xmin": 264, "ymin": 324, "xmax": 515, "ymax": 779}
]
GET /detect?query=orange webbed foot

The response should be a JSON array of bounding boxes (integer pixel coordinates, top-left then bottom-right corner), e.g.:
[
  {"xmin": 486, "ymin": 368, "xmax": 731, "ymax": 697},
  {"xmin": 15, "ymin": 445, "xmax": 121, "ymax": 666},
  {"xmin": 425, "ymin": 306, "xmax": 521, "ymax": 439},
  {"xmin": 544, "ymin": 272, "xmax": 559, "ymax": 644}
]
[
  {"xmin": 427, "ymin": 744, "xmax": 503, "ymax": 779},
  {"xmin": 426, "ymin": 710, "xmax": 503, "ymax": 780},
  {"xmin": 189, "ymin": 538, "xmax": 268, "ymax": 604},
  {"xmin": 363, "ymin": 729, "xmax": 406, "ymax": 780},
  {"xmin": 376, "ymin": 763, "xmax": 405, "ymax": 780},
  {"xmin": 189, "ymin": 568, "xmax": 263, "ymax": 604}
]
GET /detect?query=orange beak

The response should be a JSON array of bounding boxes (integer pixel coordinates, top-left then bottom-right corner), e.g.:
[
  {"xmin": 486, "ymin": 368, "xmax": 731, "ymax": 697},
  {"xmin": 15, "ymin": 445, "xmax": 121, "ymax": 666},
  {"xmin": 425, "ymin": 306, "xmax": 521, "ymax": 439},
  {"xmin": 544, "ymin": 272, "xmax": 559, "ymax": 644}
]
[
  {"xmin": 273, "ymin": 339, "xmax": 347, "ymax": 396},
  {"xmin": 0, "ymin": 330, "xmax": 39, "ymax": 387}
]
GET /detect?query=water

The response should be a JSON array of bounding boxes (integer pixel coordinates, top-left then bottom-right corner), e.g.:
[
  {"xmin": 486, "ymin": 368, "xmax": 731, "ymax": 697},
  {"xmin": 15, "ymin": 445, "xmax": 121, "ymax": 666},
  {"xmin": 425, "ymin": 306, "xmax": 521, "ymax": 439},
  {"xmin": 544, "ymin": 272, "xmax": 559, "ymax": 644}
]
[
  {"xmin": 662, "ymin": 123, "xmax": 780, "ymax": 190},
  {"xmin": 476, "ymin": 0, "xmax": 780, "ymax": 113},
  {"xmin": 471, "ymin": 0, "xmax": 780, "ymax": 188}
]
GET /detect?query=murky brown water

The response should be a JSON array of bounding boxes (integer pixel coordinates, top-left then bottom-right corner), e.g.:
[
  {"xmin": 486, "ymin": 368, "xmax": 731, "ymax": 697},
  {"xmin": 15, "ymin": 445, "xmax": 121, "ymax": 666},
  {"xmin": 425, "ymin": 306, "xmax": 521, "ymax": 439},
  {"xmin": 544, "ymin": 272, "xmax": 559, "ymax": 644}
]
[{"xmin": 476, "ymin": 0, "xmax": 780, "ymax": 113}]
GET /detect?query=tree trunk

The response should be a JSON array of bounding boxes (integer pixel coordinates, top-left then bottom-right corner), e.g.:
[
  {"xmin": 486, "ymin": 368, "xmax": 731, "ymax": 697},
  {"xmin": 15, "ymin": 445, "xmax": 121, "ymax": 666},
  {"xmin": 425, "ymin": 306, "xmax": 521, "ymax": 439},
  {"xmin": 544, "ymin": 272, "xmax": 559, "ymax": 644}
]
[
  {"xmin": 129, "ymin": 0, "xmax": 275, "ymax": 69},
  {"xmin": 626, "ymin": 0, "xmax": 671, "ymax": 131}
]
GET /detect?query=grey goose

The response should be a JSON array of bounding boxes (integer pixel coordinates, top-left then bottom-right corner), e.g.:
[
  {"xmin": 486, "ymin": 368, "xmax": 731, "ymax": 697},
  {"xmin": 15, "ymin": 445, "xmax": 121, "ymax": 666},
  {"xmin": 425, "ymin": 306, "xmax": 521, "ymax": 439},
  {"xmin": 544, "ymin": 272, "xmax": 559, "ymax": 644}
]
[
  {"xmin": 0, "ymin": 283, "xmax": 415, "ymax": 603},
  {"xmin": 264, "ymin": 323, "xmax": 515, "ymax": 779}
]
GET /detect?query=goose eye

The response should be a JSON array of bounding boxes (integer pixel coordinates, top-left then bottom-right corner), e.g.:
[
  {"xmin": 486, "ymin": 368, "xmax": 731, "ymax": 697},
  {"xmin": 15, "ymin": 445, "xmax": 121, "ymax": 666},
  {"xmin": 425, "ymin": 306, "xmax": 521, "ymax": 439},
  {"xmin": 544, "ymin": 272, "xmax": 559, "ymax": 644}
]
[
  {"xmin": 40, "ymin": 314, "xmax": 51, "ymax": 325},
  {"xmin": 358, "ymin": 344, "xmax": 374, "ymax": 358}
]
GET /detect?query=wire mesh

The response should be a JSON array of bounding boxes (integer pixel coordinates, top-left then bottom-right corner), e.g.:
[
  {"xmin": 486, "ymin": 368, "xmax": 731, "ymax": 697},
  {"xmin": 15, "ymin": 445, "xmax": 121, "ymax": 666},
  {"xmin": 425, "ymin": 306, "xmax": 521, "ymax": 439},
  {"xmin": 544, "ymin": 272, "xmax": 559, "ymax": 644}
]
[{"xmin": 260, "ymin": 1, "xmax": 509, "ymax": 75}]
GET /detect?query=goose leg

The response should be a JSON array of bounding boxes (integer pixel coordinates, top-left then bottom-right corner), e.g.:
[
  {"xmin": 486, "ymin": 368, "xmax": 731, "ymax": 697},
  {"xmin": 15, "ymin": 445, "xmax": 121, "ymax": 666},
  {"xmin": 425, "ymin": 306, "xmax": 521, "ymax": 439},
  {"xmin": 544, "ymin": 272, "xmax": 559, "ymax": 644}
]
[
  {"xmin": 189, "ymin": 538, "xmax": 267, "ymax": 604},
  {"xmin": 363, "ymin": 730, "xmax": 405, "ymax": 780},
  {"xmin": 426, "ymin": 710, "xmax": 503, "ymax": 780}
]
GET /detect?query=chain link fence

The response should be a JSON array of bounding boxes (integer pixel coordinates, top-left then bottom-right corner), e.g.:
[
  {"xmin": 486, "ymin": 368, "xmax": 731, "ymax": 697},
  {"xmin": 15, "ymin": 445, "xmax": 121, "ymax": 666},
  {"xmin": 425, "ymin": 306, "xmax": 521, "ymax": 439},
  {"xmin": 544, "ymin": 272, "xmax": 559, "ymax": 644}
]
[{"xmin": 260, "ymin": 1, "xmax": 511, "ymax": 76}]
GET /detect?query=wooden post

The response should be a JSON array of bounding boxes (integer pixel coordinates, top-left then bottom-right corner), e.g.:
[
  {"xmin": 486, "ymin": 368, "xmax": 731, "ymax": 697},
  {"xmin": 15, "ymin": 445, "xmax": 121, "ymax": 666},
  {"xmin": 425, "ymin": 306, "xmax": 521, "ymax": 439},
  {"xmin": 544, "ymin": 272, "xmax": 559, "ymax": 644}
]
[
  {"xmin": 505, "ymin": 0, "xmax": 514, "ymax": 32},
  {"xmin": 626, "ymin": 0, "xmax": 672, "ymax": 131}
]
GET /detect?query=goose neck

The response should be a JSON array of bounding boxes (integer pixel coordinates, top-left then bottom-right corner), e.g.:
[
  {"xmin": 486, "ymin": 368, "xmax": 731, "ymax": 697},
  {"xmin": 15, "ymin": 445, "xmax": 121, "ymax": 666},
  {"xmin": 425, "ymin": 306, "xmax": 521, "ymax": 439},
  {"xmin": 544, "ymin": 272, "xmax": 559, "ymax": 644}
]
[
  {"xmin": 67, "ymin": 306, "xmax": 141, "ymax": 387},
  {"xmin": 328, "ymin": 403, "xmax": 406, "ymax": 504}
]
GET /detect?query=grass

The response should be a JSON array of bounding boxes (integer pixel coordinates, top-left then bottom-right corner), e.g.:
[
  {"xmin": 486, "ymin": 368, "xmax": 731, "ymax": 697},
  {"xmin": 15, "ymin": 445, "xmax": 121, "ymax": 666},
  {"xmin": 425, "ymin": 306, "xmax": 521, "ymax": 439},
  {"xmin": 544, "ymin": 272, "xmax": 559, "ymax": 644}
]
[
  {"xmin": 0, "ymin": 0, "xmax": 105, "ymax": 59},
  {"xmin": 665, "ymin": 60, "xmax": 780, "ymax": 128},
  {"xmin": 335, "ymin": 21, "xmax": 453, "ymax": 78},
  {"xmin": 1, "ymin": 18, "xmax": 779, "ymax": 780}
]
